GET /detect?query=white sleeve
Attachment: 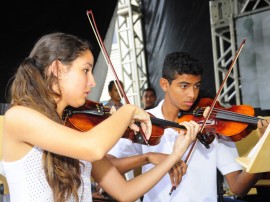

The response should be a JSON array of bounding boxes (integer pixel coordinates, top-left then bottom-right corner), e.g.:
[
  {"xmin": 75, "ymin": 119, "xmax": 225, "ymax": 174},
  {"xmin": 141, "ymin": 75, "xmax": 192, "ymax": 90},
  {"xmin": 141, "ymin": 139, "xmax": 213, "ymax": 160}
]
[
  {"xmin": 217, "ymin": 139, "xmax": 243, "ymax": 175},
  {"xmin": 108, "ymin": 138, "xmax": 142, "ymax": 158}
]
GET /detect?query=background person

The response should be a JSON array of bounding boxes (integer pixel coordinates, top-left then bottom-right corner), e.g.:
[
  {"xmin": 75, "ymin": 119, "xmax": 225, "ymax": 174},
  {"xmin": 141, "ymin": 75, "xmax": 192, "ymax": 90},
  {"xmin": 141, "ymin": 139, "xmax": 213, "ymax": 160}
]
[
  {"xmin": 104, "ymin": 80, "xmax": 124, "ymax": 110},
  {"xmin": 142, "ymin": 87, "xmax": 157, "ymax": 110}
]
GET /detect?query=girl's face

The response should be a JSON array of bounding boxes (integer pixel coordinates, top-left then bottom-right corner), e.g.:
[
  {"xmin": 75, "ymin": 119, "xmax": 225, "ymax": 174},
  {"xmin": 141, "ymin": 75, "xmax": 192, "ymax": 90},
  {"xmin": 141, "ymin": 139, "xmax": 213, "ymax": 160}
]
[{"xmin": 58, "ymin": 50, "xmax": 95, "ymax": 111}]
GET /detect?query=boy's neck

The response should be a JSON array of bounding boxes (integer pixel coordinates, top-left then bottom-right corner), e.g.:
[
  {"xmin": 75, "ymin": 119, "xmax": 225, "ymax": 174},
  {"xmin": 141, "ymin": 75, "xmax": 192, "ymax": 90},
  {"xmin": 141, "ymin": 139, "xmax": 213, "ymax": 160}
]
[{"xmin": 161, "ymin": 101, "xmax": 180, "ymax": 122}]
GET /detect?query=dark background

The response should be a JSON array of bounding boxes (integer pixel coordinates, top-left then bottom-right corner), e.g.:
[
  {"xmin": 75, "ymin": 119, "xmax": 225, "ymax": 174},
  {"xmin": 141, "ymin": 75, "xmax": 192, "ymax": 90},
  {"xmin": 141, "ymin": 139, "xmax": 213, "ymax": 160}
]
[
  {"xmin": 0, "ymin": 0, "xmax": 117, "ymax": 103},
  {"xmin": 0, "ymin": 0, "xmax": 219, "ymax": 105},
  {"xmin": 141, "ymin": 0, "xmax": 215, "ymax": 102}
]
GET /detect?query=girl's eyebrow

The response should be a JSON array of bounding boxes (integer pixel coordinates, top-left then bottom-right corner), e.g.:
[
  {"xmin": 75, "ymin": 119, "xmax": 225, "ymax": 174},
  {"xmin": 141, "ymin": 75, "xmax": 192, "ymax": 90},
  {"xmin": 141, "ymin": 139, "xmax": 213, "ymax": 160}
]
[
  {"xmin": 86, "ymin": 62, "xmax": 93, "ymax": 67},
  {"xmin": 84, "ymin": 62, "xmax": 93, "ymax": 69}
]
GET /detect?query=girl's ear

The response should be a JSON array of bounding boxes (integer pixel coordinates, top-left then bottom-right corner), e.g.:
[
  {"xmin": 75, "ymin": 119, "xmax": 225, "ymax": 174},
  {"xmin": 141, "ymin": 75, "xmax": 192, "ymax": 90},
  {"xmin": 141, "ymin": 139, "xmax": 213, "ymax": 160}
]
[
  {"xmin": 47, "ymin": 60, "xmax": 63, "ymax": 78},
  {"xmin": 160, "ymin": 78, "xmax": 169, "ymax": 92}
]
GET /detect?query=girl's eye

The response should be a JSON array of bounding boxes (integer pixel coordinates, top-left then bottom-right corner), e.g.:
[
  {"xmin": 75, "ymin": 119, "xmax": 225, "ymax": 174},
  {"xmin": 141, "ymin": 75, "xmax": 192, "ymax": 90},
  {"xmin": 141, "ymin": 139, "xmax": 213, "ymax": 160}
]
[
  {"xmin": 195, "ymin": 84, "xmax": 201, "ymax": 89},
  {"xmin": 83, "ymin": 69, "xmax": 89, "ymax": 74}
]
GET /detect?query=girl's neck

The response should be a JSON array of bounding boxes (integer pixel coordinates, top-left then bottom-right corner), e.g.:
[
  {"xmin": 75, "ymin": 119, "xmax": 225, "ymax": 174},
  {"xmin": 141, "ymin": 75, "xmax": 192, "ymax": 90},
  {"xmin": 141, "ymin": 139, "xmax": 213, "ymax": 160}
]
[{"xmin": 55, "ymin": 99, "xmax": 66, "ymax": 117}]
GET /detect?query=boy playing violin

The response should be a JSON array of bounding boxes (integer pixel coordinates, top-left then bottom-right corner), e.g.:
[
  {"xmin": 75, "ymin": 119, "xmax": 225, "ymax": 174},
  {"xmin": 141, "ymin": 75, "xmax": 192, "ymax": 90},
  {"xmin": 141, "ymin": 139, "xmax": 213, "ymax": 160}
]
[{"xmin": 107, "ymin": 51, "xmax": 269, "ymax": 202}]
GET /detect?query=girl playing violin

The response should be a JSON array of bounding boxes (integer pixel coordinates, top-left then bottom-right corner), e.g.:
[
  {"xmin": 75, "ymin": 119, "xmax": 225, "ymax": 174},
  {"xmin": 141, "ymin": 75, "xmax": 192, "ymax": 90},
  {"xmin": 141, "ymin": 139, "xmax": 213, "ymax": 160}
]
[{"xmin": 1, "ymin": 33, "xmax": 200, "ymax": 202}]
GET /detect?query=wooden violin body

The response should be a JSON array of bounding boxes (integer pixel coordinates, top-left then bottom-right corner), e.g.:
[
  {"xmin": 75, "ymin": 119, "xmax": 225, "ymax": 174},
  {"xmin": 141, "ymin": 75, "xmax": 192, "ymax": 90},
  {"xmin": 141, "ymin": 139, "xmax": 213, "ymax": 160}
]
[
  {"xmin": 63, "ymin": 99, "xmax": 167, "ymax": 146},
  {"xmin": 179, "ymin": 98, "xmax": 259, "ymax": 142}
]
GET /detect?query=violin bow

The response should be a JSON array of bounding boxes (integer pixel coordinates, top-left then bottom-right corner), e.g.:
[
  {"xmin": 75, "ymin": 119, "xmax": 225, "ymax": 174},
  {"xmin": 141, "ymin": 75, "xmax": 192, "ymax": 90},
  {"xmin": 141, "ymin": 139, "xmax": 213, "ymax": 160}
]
[
  {"xmin": 185, "ymin": 38, "xmax": 247, "ymax": 164},
  {"xmin": 86, "ymin": 10, "xmax": 149, "ymax": 145}
]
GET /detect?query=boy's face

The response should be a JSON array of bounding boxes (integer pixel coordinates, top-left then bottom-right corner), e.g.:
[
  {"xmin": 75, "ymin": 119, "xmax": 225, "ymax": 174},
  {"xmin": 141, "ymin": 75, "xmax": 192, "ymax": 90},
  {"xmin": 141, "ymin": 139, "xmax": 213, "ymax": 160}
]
[{"xmin": 161, "ymin": 73, "xmax": 201, "ymax": 111}]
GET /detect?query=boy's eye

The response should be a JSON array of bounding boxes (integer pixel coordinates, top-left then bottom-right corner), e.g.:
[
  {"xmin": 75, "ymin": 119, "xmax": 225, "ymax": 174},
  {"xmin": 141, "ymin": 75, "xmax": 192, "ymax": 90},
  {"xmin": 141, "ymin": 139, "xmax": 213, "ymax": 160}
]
[{"xmin": 181, "ymin": 84, "xmax": 188, "ymax": 88}]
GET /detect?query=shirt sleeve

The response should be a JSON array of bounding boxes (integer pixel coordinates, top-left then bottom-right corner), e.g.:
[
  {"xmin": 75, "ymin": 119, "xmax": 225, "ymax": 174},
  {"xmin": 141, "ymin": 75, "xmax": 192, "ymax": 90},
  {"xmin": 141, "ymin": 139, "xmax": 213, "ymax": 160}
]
[
  {"xmin": 108, "ymin": 138, "xmax": 142, "ymax": 158},
  {"xmin": 217, "ymin": 139, "xmax": 243, "ymax": 175}
]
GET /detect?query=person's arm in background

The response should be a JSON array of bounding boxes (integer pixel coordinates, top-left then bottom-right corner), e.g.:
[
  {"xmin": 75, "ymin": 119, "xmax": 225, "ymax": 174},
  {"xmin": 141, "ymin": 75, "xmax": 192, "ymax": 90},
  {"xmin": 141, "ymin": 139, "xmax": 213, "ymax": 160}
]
[{"xmin": 107, "ymin": 152, "xmax": 187, "ymax": 187}]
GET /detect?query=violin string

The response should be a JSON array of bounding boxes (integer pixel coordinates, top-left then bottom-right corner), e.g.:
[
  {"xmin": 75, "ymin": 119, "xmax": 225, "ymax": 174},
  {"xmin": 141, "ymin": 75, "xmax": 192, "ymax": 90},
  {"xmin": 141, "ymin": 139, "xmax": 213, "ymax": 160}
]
[
  {"xmin": 212, "ymin": 108, "xmax": 259, "ymax": 124},
  {"xmin": 211, "ymin": 110, "xmax": 258, "ymax": 124},
  {"xmin": 197, "ymin": 108, "xmax": 259, "ymax": 125},
  {"xmin": 196, "ymin": 107, "xmax": 256, "ymax": 122}
]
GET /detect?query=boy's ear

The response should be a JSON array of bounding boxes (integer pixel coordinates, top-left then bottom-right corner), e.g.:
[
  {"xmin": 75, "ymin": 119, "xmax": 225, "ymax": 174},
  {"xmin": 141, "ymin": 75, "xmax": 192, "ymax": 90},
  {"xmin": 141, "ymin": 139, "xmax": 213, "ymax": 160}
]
[{"xmin": 160, "ymin": 78, "xmax": 169, "ymax": 92}]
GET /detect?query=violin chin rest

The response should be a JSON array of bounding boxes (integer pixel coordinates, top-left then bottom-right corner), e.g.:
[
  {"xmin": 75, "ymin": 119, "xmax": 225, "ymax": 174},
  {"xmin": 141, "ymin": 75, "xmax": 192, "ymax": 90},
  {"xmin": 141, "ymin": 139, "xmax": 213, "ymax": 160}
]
[{"xmin": 197, "ymin": 132, "xmax": 215, "ymax": 149}]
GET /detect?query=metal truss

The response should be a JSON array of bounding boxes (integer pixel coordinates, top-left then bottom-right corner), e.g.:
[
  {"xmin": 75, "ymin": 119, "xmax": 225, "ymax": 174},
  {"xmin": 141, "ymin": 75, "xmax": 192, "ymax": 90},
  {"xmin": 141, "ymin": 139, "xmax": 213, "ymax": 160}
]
[
  {"xmin": 115, "ymin": 0, "xmax": 148, "ymax": 107},
  {"xmin": 209, "ymin": 0, "xmax": 270, "ymax": 107}
]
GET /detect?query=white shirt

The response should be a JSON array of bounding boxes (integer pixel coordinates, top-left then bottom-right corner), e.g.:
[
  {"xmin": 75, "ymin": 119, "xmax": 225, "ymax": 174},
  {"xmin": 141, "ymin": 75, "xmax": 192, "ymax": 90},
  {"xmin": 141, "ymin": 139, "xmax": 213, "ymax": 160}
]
[
  {"xmin": 109, "ymin": 100, "xmax": 243, "ymax": 202},
  {"xmin": 3, "ymin": 146, "xmax": 92, "ymax": 202}
]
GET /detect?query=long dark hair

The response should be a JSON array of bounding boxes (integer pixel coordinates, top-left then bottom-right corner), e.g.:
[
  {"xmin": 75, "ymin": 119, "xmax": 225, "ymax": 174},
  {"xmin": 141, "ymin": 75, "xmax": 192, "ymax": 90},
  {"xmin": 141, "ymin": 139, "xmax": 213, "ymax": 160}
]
[{"xmin": 10, "ymin": 32, "xmax": 91, "ymax": 202}]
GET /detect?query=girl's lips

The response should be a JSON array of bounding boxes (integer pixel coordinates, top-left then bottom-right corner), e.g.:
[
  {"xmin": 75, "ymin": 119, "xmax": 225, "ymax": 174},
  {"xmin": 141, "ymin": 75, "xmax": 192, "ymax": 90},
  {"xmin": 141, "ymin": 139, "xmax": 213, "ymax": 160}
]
[{"xmin": 84, "ymin": 92, "xmax": 90, "ymax": 97}]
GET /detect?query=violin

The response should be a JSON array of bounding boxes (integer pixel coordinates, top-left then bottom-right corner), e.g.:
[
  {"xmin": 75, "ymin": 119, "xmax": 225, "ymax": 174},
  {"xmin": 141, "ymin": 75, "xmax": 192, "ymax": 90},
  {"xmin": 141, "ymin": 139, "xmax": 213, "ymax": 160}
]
[
  {"xmin": 63, "ymin": 99, "xmax": 187, "ymax": 146},
  {"xmin": 148, "ymin": 96, "xmax": 262, "ymax": 149},
  {"xmin": 178, "ymin": 97, "xmax": 261, "ymax": 142},
  {"xmin": 62, "ymin": 99, "xmax": 153, "ymax": 144},
  {"xmin": 62, "ymin": 97, "xmax": 262, "ymax": 150},
  {"xmin": 149, "ymin": 96, "xmax": 262, "ymax": 148}
]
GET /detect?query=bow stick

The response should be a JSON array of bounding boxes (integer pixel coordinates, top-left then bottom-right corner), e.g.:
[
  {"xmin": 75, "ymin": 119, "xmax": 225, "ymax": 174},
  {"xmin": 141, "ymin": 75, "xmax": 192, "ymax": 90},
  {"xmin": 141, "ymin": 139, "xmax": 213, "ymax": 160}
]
[
  {"xmin": 86, "ymin": 10, "xmax": 149, "ymax": 146},
  {"xmin": 185, "ymin": 38, "xmax": 247, "ymax": 163}
]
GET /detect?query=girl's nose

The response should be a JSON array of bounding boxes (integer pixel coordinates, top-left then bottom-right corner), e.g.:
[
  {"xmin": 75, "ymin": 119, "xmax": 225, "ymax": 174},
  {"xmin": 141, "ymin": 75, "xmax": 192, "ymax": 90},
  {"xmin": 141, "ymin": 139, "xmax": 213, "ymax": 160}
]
[{"xmin": 88, "ymin": 74, "xmax": 96, "ymax": 87}]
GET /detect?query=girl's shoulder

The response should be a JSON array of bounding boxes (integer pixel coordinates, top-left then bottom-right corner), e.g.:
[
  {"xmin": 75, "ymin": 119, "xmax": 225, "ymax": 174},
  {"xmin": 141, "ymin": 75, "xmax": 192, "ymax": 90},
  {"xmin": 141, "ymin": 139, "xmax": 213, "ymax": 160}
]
[
  {"xmin": 5, "ymin": 105, "xmax": 41, "ymax": 119},
  {"xmin": 6, "ymin": 105, "xmax": 29, "ymax": 114},
  {"xmin": 4, "ymin": 106, "xmax": 46, "ymax": 130}
]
